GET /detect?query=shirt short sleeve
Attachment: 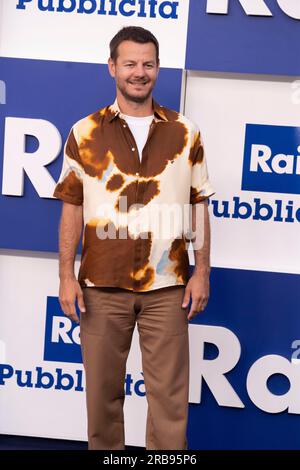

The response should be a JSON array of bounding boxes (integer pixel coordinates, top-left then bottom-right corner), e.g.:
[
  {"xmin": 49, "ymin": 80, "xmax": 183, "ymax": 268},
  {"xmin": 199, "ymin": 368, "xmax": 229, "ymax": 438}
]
[
  {"xmin": 189, "ymin": 126, "xmax": 215, "ymax": 204},
  {"xmin": 53, "ymin": 126, "xmax": 84, "ymax": 205}
]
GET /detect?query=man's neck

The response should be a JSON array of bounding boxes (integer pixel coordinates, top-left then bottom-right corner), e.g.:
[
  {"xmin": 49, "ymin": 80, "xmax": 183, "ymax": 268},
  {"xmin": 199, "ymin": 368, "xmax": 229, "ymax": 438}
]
[{"xmin": 116, "ymin": 92, "xmax": 153, "ymax": 117}]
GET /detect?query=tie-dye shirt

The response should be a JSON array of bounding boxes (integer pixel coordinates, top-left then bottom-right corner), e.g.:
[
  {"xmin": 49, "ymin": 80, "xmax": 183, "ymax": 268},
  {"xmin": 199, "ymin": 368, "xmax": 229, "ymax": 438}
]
[{"xmin": 53, "ymin": 99, "xmax": 215, "ymax": 292}]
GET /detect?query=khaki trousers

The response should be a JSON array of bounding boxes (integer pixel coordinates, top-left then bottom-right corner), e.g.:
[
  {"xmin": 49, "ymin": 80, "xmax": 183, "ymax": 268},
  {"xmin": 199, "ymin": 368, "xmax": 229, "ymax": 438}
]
[{"xmin": 80, "ymin": 285, "xmax": 189, "ymax": 450}]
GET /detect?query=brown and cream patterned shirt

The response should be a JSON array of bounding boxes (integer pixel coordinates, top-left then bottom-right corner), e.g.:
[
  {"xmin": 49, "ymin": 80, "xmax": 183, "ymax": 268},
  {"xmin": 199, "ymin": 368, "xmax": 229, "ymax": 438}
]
[{"xmin": 53, "ymin": 99, "xmax": 215, "ymax": 292}]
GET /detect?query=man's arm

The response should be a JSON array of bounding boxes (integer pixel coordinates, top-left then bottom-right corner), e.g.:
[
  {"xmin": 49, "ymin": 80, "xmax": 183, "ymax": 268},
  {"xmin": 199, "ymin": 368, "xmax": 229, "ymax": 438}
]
[
  {"xmin": 182, "ymin": 200, "xmax": 211, "ymax": 320},
  {"xmin": 58, "ymin": 202, "xmax": 86, "ymax": 323}
]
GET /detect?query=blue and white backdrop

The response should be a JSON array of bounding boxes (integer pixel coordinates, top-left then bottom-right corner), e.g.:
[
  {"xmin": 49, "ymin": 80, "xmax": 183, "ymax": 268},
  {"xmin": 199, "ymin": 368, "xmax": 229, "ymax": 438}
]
[{"xmin": 0, "ymin": 0, "xmax": 300, "ymax": 449}]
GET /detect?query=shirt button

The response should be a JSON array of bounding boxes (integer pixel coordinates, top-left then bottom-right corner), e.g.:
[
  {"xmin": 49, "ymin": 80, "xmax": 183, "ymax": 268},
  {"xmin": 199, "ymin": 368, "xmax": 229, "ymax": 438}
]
[{"xmin": 132, "ymin": 147, "xmax": 135, "ymax": 151}]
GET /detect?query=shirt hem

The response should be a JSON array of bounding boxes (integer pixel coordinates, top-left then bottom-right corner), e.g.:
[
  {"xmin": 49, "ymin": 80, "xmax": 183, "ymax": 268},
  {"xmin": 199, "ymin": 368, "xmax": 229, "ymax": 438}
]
[{"xmin": 79, "ymin": 281, "xmax": 187, "ymax": 292}]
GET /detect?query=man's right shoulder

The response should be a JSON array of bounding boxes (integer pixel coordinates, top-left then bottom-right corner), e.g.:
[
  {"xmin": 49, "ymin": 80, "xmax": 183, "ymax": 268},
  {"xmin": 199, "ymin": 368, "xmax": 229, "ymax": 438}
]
[{"xmin": 70, "ymin": 104, "xmax": 113, "ymax": 139}]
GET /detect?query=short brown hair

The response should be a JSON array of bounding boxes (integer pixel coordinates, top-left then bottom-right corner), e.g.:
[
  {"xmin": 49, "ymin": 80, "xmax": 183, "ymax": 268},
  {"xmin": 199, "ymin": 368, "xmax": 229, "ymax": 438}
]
[{"xmin": 110, "ymin": 26, "xmax": 159, "ymax": 63}]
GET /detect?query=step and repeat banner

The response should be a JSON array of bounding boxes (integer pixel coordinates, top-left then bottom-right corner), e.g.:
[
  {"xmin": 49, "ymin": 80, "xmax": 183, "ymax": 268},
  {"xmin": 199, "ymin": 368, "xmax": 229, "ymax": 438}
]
[{"xmin": 0, "ymin": 0, "xmax": 300, "ymax": 449}]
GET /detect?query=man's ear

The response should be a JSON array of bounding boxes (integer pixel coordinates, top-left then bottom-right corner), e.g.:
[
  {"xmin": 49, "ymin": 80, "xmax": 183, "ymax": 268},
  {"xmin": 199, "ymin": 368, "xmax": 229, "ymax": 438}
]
[
  {"xmin": 157, "ymin": 59, "xmax": 160, "ymax": 75},
  {"xmin": 108, "ymin": 57, "xmax": 115, "ymax": 78}
]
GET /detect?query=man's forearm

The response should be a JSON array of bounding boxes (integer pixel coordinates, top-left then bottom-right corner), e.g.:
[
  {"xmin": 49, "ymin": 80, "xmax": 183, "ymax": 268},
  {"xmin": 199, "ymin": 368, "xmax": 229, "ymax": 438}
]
[
  {"xmin": 58, "ymin": 202, "xmax": 83, "ymax": 280},
  {"xmin": 192, "ymin": 200, "xmax": 211, "ymax": 276}
]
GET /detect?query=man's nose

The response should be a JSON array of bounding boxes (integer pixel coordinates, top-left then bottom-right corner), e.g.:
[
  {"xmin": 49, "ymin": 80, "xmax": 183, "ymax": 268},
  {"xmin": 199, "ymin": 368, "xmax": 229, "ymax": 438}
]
[{"xmin": 133, "ymin": 64, "xmax": 146, "ymax": 77}]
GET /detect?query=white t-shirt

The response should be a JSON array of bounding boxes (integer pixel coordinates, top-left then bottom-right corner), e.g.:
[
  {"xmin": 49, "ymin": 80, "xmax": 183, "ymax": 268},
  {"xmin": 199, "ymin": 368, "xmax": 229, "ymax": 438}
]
[{"xmin": 122, "ymin": 114, "xmax": 154, "ymax": 161}]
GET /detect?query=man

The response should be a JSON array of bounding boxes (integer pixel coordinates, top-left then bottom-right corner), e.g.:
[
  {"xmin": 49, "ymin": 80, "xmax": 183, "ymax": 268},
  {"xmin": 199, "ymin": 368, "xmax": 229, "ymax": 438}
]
[{"xmin": 53, "ymin": 26, "xmax": 214, "ymax": 450}]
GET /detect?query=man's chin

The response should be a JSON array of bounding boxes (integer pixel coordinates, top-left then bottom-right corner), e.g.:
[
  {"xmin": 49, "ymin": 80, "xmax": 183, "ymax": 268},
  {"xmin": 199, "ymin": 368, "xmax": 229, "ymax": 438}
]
[
  {"xmin": 120, "ymin": 89, "xmax": 152, "ymax": 104},
  {"xmin": 128, "ymin": 95, "xmax": 150, "ymax": 104}
]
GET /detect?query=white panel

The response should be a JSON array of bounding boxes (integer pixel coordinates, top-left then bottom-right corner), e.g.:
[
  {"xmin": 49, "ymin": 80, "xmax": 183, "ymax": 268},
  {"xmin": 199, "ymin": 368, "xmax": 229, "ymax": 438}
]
[
  {"xmin": 0, "ymin": 250, "xmax": 146, "ymax": 446},
  {"xmin": 185, "ymin": 71, "xmax": 300, "ymax": 274},
  {"xmin": 0, "ymin": 0, "xmax": 190, "ymax": 69}
]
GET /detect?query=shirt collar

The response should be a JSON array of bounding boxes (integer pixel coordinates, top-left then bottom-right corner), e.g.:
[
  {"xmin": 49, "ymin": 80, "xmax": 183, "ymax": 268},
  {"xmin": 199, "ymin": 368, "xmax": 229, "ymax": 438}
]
[{"xmin": 107, "ymin": 98, "xmax": 168, "ymax": 123}]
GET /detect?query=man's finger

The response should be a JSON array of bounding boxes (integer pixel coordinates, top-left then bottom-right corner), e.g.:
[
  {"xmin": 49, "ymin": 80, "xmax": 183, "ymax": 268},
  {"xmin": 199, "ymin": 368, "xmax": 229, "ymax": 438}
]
[
  {"xmin": 77, "ymin": 292, "xmax": 86, "ymax": 313},
  {"xmin": 65, "ymin": 310, "xmax": 80, "ymax": 324},
  {"xmin": 188, "ymin": 301, "xmax": 198, "ymax": 320},
  {"xmin": 64, "ymin": 301, "xmax": 80, "ymax": 323},
  {"xmin": 182, "ymin": 289, "xmax": 191, "ymax": 308},
  {"xmin": 199, "ymin": 297, "xmax": 209, "ymax": 311}
]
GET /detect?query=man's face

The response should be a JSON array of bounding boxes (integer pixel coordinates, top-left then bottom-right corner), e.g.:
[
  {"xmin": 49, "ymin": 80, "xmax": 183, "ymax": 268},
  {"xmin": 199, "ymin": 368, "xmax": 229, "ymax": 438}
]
[{"xmin": 108, "ymin": 40, "xmax": 159, "ymax": 104}]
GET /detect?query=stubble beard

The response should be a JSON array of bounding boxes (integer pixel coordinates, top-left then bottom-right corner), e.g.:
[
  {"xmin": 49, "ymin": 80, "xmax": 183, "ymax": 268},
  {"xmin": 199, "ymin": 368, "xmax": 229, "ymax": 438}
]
[{"xmin": 118, "ymin": 79, "xmax": 155, "ymax": 104}]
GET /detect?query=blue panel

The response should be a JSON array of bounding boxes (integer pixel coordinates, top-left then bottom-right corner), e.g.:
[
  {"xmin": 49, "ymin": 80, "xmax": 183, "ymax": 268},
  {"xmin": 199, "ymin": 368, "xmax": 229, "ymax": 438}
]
[
  {"xmin": 187, "ymin": 267, "xmax": 300, "ymax": 450},
  {"xmin": 242, "ymin": 124, "xmax": 300, "ymax": 195},
  {"xmin": 0, "ymin": 57, "xmax": 182, "ymax": 252},
  {"xmin": 186, "ymin": 0, "xmax": 300, "ymax": 75},
  {"xmin": 44, "ymin": 296, "xmax": 82, "ymax": 364}
]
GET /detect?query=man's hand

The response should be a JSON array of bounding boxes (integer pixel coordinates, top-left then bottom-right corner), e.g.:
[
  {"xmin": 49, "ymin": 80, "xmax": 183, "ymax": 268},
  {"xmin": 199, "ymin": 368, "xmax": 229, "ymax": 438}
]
[
  {"xmin": 59, "ymin": 276, "xmax": 86, "ymax": 324},
  {"xmin": 182, "ymin": 270, "xmax": 210, "ymax": 321}
]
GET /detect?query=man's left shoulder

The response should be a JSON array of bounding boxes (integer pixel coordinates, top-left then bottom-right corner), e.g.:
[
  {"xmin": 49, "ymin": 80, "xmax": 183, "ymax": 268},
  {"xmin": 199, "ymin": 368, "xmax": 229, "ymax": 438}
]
[
  {"xmin": 159, "ymin": 104, "xmax": 199, "ymax": 132},
  {"xmin": 177, "ymin": 112, "xmax": 199, "ymax": 134}
]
